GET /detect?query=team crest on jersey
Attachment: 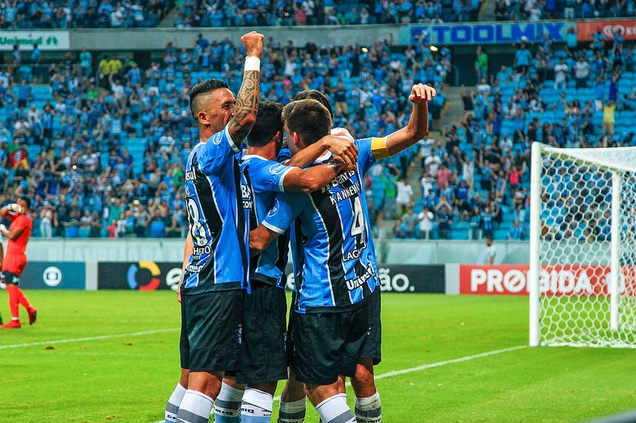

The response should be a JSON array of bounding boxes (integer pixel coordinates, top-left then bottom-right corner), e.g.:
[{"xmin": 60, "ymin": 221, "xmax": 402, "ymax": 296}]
[
  {"xmin": 210, "ymin": 133, "xmax": 222, "ymax": 145},
  {"xmin": 269, "ymin": 163, "xmax": 287, "ymax": 175},
  {"xmin": 267, "ymin": 199, "xmax": 280, "ymax": 217}
]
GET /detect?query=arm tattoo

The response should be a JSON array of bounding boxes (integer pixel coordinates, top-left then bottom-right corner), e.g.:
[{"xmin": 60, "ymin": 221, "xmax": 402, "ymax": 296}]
[{"xmin": 229, "ymin": 70, "xmax": 260, "ymax": 144}]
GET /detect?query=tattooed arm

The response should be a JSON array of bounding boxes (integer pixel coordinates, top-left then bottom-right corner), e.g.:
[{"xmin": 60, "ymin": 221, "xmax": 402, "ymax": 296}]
[{"xmin": 228, "ymin": 31, "xmax": 264, "ymax": 146}]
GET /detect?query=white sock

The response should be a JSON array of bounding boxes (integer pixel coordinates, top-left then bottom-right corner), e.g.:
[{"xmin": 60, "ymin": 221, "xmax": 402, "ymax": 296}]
[
  {"xmin": 355, "ymin": 391, "xmax": 382, "ymax": 423},
  {"xmin": 241, "ymin": 388, "xmax": 273, "ymax": 422},
  {"xmin": 165, "ymin": 383, "xmax": 187, "ymax": 423},
  {"xmin": 213, "ymin": 382, "xmax": 244, "ymax": 422},
  {"xmin": 176, "ymin": 389, "xmax": 213, "ymax": 423},
  {"xmin": 278, "ymin": 397, "xmax": 306, "ymax": 423},
  {"xmin": 315, "ymin": 394, "xmax": 355, "ymax": 423}
]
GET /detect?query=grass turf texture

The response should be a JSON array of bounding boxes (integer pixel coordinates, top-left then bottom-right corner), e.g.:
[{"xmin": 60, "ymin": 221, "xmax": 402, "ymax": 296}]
[{"xmin": 1, "ymin": 291, "xmax": 635, "ymax": 422}]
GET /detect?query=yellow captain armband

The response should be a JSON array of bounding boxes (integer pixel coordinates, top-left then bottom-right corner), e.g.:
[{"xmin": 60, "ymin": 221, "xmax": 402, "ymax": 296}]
[{"xmin": 371, "ymin": 137, "xmax": 390, "ymax": 160}]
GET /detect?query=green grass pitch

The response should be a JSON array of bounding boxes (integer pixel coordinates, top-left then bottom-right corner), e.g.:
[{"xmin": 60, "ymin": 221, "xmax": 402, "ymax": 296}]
[{"xmin": 1, "ymin": 290, "xmax": 635, "ymax": 422}]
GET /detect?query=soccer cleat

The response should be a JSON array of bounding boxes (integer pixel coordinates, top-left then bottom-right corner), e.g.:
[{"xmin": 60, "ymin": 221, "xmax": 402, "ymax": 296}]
[
  {"xmin": 0, "ymin": 313, "xmax": 3, "ymax": 326},
  {"xmin": 1, "ymin": 320, "xmax": 21, "ymax": 329},
  {"xmin": 28, "ymin": 308, "xmax": 37, "ymax": 325}
]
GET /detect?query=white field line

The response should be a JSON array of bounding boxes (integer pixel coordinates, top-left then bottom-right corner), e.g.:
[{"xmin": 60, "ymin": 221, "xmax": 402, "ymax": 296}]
[
  {"xmin": 150, "ymin": 345, "xmax": 527, "ymax": 423},
  {"xmin": 273, "ymin": 344, "xmax": 528, "ymax": 401},
  {"xmin": 4, "ymin": 330, "xmax": 524, "ymax": 423},
  {"xmin": 0, "ymin": 328, "xmax": 178, "ymax": 350}
]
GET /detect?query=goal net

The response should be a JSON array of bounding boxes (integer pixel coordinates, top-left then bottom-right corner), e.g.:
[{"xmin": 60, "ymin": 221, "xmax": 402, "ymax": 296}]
[{"xmin": 529, "ymin": 142, "xmax": 636, "ymax": 348}]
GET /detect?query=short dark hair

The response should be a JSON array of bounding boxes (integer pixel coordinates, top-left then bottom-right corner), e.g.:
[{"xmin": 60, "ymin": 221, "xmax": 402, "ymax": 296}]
[
  {"xmin": 247, "ymin": 102, "xmax": 283, "ymax": 148},
  {"xmin": 20, "ymin": 196, "xmax": 31, "ymax": 210},
  {"xmin": 283, "ymin": 99, "xmax": 331, "ymax": 146},
  {"xmin": 292, "ymin": 90, "xmax": 333, "ymax": 118},
  {"xmin": 189, "ymin": 79, "xmax": 229, "ymax": 120}
]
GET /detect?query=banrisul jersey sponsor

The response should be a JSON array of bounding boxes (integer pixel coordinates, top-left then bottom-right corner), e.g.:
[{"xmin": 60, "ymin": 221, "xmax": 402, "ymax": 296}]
[
  {"xmin": 241, "ymin": 155, "xmax": 294, "ymax": 288},
  {"xmin": 264, "ymin": 138, "xmax": 380, "ymax": 313},
  {"xmin": 182, "ymin": 125, "xmax": 250, "ymax": 293}
]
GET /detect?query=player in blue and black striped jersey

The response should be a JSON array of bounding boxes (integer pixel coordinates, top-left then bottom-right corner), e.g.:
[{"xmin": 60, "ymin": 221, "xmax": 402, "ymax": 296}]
[
  {"xmin": 163, "ymin": 31, "xmax": 263, "ymax": 423},
  {"xmin": 250, "ymin": 83, "xmax": 436, "ymax": 423},
  {"xmin": 212, "ymin": 103, "xmax": 358, "ymax": 423}
]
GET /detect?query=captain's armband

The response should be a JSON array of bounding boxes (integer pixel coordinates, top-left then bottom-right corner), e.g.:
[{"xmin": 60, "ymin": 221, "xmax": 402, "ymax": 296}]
[{"xmin": 371, "ymin": 137, "xmax": 390, "ymax": 160}]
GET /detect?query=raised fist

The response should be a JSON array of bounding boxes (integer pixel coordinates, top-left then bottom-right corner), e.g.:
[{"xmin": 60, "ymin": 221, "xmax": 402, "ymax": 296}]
[
  {"xmin": 409, "ymin": 84, "xmax": 437, "ymax": 104},
  {"xmin": 241, "ymin": 31, "xmax": 264, "ymax": 58},
  {"xmin": 6, "ymin": 204, "xmax": 21, "ymax": 214}
]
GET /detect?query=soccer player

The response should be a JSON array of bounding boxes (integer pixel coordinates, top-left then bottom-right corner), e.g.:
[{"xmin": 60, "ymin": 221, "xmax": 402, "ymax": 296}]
[
  {"xmin": 164, "ymin": 30, "xmax": 264, "ymax": 423},
  {"xmin": 0, "ymin": 197, "xmax": 37, "ymax": 329},
  {"xmin": 251, "ymin": 83, "xmax": 436, "ymax": 423},
  {"xmin": 213, "ymin": 102, "xmax": 358, "ymax": 423}
]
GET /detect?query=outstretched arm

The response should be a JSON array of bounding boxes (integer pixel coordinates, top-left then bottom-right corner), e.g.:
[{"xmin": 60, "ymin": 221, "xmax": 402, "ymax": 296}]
[
  {"xmin": 228, "ymin": 31, "xmax": 264, "ymax": 146},
  {"xmin": 288, "ymin": 132, "xmax": 358, "ymax": 169},
  {"xmin": 382, "ymin": 84, "xmax": 437, "ymax": 157},
  {"xmin": 282, "ymin": 160, "xmax": 345, "ymax": 193}
]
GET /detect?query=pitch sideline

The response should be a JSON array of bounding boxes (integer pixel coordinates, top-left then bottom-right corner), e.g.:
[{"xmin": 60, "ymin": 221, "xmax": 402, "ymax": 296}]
[{"xmin": 0, "ymin": 328, "xmax": 179, "ymax": 350}]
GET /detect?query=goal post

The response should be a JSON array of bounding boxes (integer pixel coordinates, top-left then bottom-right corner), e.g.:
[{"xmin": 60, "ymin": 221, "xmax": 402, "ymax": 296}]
[{"xmin": 529, "ymin": 142, "xmax": 636, "ymax": 348}]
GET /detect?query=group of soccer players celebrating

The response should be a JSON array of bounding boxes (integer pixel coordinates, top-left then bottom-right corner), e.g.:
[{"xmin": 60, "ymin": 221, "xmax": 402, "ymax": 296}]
[{"xmin": 164, "ymin": 31, "xmax": 436, "ymax": 423}]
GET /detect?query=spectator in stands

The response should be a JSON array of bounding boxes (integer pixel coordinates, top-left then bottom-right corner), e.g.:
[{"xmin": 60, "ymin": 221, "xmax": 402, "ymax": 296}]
[
  {"xmin": 513, "ymin": 41, "xmax": 532, "ymax": 75},
  {"xmin": 602, "ymin": 99, "xmax": 616, "ymax": 136},
  {"xmin": 402, "ymin": 206, "xmax": 419, "ymax": 238},
  {"xmin": 396, "ymin": 177, "xmax": 414, "ymax": 216},
  {"xmin": 574, "ymin": 55, "xmax": 591, "ymax": 89},
  {"xmin": 475, "ymin": 46, "xmax": 488, "ymax": 81},
  {"xmin": 508, "ymin": 220, "xmax": 527, "ymax": 240},
  {"xmin": 482, "ymin": 237, "xmax": 496, "ymax": 264},
  {"xmin": 480, "ymin": 206, "xmax": 495, "ymax": 239},
  {"xmin": 436, "ymin": 202, "xmax": 454, "ymax": 239},
  {"xmin": 382, "ymin": 166, "xmax": 398, "ymax": 220},
  {"xmin": 393, "ymin": 218, "xmax": 407, "ymax": 239},
  {"xmin": 418, "ymin": 206, "xmax": 434, "ymax": 240}
]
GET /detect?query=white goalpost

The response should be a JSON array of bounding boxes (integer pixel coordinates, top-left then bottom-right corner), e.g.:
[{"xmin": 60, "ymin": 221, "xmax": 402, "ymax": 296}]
[{"xmin": 529, "ymin": 142, "xmax": 636, "ymax": 348}]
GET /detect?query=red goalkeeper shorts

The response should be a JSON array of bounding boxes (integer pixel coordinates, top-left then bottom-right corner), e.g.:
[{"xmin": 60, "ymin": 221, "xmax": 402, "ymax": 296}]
[{"xmin": 2, "ymin": 254, "xmax": 27, "ymax": 277}]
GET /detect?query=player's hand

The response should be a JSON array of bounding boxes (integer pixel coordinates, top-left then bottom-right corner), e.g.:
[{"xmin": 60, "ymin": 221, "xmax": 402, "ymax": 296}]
[
  {"xmin": 6, "ymin": 203, "xmax": 21, "ymax": 214},
  {"xmin": 325, "ymin": 134, "xmax": 358, "ymax": 170},
  {"xmin": 177, "ymin": 283, "xmax": 182, "ymax": 303},
  {"xmin": 0, "ymin": 224, "xmax": 7, "ymax": 233},
  {"xmin": 409, "ymin": 83, "xmax": 436, "ymax": 104},
  {"xmin": 241, "ymin": 31, "xmax": 264, "ymax": 58}
]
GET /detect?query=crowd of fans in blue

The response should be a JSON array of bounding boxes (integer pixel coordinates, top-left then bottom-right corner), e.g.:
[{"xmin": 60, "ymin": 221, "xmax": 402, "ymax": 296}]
[
  {"xmin": 1, "ymin": 0, "xmax": 632, "ymax": 29},
  {"xmin": 0, "ymin": 5, "xmax": 635, "ymax": 240}
]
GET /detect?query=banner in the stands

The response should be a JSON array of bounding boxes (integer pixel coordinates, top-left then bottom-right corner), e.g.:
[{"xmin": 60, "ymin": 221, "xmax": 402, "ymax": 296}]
[
  {"xmin": 576, "ymin": 19, "xmax": 636, "ymax": 42},
  {"xmin": 411, "ymin": 21, "xmax": 575, "ymax": 45},
  {"xmin": 0, "ymin": 31, "xmax": 70, "ymax": 50}
]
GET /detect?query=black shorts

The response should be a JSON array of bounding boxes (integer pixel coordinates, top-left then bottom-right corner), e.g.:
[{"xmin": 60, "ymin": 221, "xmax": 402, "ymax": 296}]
[
  {"xmin": 359, "ymin": 288, "xmax": 382, "ymax": 365},
  {"xmin": 286, "ymin": 290, "xmax": 299, "ymax": 366},
  {"xmin": 236, "ymin": 280, "xmax": 288, "ymax": 385},
  {"xmin": 292, "ymin": 299, "xmax": 371, "ymax": 386},
  {"xmin": 180, "ymin": 289, "xmax": 243, "ymax": 373}
]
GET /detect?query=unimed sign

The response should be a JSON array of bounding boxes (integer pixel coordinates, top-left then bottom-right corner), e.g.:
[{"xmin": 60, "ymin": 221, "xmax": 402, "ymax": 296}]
[{"xmin": 460, "ymin": 264, "xmax": 636, "ymax": 296}]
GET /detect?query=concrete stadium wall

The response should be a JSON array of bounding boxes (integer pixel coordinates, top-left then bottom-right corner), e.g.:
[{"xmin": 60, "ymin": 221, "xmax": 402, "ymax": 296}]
[
  {"xmin": 25, "ymin": 239, "xmax": 530, "ymax": 264},
  {"xmin": 69, "ymin": 25, "xmax": 404, "ymax": 51}
]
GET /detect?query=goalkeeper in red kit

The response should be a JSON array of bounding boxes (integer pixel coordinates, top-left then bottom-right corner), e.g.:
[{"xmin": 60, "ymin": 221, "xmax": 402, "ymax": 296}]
[{"xmin": 0, "ymin": 196, "xmax": 37, "ymax": 328}]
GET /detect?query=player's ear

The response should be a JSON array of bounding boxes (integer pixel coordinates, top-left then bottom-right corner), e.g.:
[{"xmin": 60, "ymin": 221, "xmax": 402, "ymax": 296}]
[
  {"xmin": 292, "ymin": 132, "xmax": 301, "ymax": 148},
  {"xmin": 197, "ymin": 111, "xmax": 208, "ymax": 125}
]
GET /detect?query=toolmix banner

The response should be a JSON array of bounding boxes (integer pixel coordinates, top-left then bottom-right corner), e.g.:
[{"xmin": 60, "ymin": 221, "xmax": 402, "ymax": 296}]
[{"xmin": 410, "ymin": 21, "xmax": 575, "ymax": 45}]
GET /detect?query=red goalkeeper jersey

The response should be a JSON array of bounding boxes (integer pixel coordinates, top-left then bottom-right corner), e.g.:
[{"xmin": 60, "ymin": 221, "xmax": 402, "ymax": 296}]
[{"xmin": 6, "ymin": 214, "xmax": 32, "ymax": 255}]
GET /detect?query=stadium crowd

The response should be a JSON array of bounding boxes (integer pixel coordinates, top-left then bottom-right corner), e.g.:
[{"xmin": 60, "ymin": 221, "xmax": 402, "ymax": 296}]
[
  {"xmin": 1, "ymin": 14, "xmax": 636, "ymax": 240},
  {"xmin": 1, "ymin": 0, "xmax": 633, "ymax": 30},
  {"xmin": 0, "ymin": 0, "xmax": 174, "ymax": 29}
]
